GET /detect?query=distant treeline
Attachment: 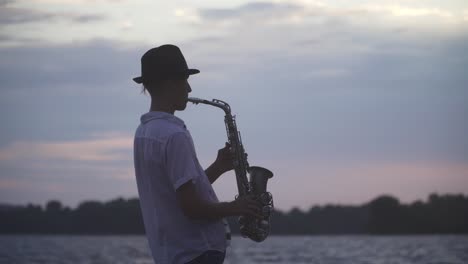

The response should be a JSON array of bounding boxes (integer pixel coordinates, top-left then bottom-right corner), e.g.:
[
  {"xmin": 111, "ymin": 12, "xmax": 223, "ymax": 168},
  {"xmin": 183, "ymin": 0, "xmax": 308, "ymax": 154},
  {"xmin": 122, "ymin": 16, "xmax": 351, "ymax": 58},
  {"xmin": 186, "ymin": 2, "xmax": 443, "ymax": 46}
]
[{"xmin": 1, "ymin": 193, "xmax": 467, "ymax": 235}]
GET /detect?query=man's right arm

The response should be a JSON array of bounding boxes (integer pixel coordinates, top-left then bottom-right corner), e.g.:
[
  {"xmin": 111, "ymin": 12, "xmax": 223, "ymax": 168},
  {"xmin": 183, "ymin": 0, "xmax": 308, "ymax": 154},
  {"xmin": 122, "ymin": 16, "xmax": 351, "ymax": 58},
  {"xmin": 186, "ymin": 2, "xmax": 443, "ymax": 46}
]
[
  {"xmin": 166, "ymin": 132, "xmax": 262, "ymax": 220},
  {"xmin": 176, "ymin": 181, "xmax": 263, "ymax": 221}
]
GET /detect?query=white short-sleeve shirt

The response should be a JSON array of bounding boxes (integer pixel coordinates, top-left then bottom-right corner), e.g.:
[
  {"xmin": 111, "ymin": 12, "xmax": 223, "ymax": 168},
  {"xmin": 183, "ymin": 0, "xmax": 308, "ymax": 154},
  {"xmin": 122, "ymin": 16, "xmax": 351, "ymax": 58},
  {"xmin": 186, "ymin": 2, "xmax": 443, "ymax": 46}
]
[{"xmin": 133, "ymin": 111, "xmax": 227, "ymax": 264}]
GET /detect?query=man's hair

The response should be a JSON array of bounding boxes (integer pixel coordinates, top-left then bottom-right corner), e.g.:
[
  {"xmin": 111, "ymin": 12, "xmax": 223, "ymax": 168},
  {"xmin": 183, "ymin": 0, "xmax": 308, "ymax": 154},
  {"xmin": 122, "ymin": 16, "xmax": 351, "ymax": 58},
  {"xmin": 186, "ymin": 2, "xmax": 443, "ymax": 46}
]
[{"xmin": 141, "ymin": 80, "xmax": 167, "ymax": 96}]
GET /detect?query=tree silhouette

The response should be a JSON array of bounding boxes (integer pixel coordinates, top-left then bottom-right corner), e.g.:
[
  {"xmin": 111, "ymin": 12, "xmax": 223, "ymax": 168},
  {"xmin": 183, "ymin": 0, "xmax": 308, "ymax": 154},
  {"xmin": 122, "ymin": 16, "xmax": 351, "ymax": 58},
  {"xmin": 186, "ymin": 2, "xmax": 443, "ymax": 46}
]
[{"xmin": 0, "ymin": 194, "xmax": 466, "ymax": 235}]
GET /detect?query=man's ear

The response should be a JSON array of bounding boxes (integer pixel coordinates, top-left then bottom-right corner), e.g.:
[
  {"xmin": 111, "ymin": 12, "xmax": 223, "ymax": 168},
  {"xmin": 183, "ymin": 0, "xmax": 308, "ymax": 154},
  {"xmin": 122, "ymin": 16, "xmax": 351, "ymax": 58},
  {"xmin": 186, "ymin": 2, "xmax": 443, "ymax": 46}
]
[
  {"xmin": 164, "ymin": 80, "xmax": 176, "ymax": 91},
  {"xmin": 157, "ymin": 80, "xmax": 172, "ymax": 95}
]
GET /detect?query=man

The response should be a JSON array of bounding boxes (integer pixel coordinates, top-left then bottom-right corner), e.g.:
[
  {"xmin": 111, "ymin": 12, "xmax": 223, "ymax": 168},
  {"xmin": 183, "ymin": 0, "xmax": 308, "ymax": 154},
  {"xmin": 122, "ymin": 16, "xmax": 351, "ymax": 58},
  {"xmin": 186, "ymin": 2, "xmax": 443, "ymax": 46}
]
[{"xmin": 133, "ymin": 44, "xmax": 262, "ymax": 264}]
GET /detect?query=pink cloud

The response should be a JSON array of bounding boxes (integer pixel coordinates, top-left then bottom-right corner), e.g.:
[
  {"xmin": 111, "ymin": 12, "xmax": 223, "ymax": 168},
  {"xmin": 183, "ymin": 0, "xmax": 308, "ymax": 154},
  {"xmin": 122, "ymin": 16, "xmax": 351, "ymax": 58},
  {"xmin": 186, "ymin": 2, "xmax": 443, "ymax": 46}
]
[
  {"xmin": 248, "ymin": 158, "xmax": 468, "ymax": 210},
  {"xmin": 0, "ymin": 132, "xmax": 132, "ymax": 162}
]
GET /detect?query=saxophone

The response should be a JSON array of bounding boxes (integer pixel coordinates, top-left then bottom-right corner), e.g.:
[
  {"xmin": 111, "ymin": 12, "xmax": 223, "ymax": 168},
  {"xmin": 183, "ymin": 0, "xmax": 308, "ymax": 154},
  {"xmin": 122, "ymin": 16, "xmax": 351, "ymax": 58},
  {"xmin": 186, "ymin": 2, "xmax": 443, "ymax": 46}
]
[{"xmin": 187, "ymin": 97, "xmax": 274, "ymax": 242}]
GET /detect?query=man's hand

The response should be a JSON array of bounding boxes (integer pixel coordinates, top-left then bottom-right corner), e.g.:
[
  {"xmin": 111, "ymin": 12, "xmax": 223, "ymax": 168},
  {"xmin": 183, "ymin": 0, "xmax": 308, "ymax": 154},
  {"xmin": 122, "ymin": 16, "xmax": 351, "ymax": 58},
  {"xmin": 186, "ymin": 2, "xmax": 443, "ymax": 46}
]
[
  {"xmin": 176, "ymin": 181, "xmax": 263, "ymax": 220},
  {"xmin": 230, "ymin": 195, "xmax": 264, "ymax": 219},
  {"xmin": 213, "ymin": 142, "xmax": 234, "ymax": 174},
  {"xmin": 205, "ymin": 142, "xmax": 234, "ymax": 184}
]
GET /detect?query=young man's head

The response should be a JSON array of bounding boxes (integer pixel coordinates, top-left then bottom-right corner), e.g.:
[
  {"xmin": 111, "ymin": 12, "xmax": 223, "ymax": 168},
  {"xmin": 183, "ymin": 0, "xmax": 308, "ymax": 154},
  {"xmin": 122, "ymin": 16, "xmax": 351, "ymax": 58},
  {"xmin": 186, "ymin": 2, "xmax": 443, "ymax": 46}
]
[{"xmin": 133, "ymin": 44, "xmax": 199, "ymax": 111}]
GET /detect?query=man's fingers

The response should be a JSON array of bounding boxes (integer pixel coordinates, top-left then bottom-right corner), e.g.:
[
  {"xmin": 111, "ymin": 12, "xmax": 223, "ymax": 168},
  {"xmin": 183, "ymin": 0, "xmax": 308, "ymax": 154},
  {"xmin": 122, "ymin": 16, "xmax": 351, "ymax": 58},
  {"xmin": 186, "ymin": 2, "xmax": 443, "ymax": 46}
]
[
  {"xmin": 246, "ymin": 201, "xmax": 263, "ymax": 216},
  {"xmin": 245, "ymin": 194, "xmax": 256, "ymax": 200},
  {"xmin": 247, "ymin": 203, "xmax": 260, "ymax": 210},
  {"xmin": 223, "ymin": 142, "xmax": 231, "ymax": 151},
  {"xmin": 247, "ymin": 200, "xmax": 262, "ymax": 208},
  {"xmin": 219, "ymin": 142, "xmax": 231, "ymax": 153},
  {"xmin": 246, "ymin": 208, "xmax": 263, "ymax": 219}
]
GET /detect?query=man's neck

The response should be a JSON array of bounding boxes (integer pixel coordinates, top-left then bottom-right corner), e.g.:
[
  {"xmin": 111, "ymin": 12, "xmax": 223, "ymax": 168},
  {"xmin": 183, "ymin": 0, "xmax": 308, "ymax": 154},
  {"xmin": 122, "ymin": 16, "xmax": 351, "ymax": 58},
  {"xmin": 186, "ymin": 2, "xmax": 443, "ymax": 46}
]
[
  {"xmin": 150, "ymin": 99, "xmax": 175, "ymax": 114},
  {"xmin": 150, "ymin": 97, "xmax": 175, "ymax": 115}
]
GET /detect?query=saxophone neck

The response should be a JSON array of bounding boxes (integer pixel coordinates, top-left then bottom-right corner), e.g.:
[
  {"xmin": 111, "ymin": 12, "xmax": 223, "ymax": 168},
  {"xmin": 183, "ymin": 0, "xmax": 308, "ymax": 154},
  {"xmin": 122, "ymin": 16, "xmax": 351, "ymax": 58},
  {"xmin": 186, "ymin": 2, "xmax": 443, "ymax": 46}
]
[{"xmin": 187, "ymin": 97, "xmax": 231, "ymax": 114}]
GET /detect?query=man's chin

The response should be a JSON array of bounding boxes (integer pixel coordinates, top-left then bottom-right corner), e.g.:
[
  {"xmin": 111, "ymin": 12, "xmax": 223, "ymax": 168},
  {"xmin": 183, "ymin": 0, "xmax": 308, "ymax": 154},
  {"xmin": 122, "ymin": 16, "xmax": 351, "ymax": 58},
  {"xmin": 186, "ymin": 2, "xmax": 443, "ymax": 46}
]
[{"xmin": 177, "ymin": 102, "xmax": 187, "ymax": 111}]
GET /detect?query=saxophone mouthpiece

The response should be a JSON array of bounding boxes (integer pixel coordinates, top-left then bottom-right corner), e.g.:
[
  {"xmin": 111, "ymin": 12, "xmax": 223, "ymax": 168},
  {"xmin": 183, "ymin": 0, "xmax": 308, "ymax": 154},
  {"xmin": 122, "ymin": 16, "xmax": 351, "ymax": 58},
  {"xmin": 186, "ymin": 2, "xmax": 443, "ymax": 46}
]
[{"xmin": 187, "ymin": 97, "xmax": 201, "ymax": 104}]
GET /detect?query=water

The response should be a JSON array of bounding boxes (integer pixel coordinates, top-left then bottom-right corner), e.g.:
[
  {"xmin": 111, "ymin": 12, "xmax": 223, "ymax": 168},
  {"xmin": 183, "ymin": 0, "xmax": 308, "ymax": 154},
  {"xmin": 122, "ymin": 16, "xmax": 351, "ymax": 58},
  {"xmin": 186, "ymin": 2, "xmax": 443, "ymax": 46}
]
[{"xmin": 0, "ymin": 235, "xmax": 467, "ymax": 264}]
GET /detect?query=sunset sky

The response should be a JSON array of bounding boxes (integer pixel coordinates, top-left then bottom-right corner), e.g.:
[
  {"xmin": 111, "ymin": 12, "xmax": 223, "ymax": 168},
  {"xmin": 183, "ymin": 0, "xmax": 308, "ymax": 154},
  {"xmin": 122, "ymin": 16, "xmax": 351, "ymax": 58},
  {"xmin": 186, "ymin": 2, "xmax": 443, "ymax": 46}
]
[{"xmin": 1, "ymin": 0, "xmax": 467, "ymax": 211}]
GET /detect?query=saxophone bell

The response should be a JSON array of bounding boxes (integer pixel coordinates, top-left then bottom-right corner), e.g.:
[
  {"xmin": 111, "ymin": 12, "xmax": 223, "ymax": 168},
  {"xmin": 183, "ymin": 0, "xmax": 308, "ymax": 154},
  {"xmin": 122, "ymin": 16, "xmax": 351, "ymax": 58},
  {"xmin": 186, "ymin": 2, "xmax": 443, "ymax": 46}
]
[{"xmin": 249, "ymin": 166, "xmax": 273, "ymax": 194}]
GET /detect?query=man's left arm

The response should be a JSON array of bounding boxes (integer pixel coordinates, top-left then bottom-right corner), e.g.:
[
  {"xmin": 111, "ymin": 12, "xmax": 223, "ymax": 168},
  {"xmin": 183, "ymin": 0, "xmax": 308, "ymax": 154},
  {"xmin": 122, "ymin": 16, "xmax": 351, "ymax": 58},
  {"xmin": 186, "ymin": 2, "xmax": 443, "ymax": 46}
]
[{"xmin": 205, "ymin": 142, "xmax": 233, "ymax": 184}]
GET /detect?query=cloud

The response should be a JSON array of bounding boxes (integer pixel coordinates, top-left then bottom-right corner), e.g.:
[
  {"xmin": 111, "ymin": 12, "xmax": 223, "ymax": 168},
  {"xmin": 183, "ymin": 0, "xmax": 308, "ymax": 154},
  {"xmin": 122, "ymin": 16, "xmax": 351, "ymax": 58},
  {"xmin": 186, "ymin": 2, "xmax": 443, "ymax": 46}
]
[
  {"xmin": 0, "ymin": 163, "xmax": 136, "ymax": 207},
  {"xmin": 187, "ymin": 1, "xmax": 308, "ymax": 28},
  {"xmin": 1, "ymin": 18, "xmax": 466, "ymax": 164},
  {"xmin": 463, "ymin": 9, "xmax": 468, "ymax": 21},
  {"xmin": 18, "ymin": 0, "xmax": 124, "ymax": 4},
  {"xmin": 0, "ymin": 38, "xmax": 140, "ymax": 90},
  {"xmin": 199, "ymin": 2, "xmax": 301, "ymax": 21},
  {"xmin": 0, "ymin": 38, "xmax": 149, "ymax": 152},
  {"xmin": 0, "ymin": 130, "xmax": 136, "ymax": 207},
  {"xmin": 1, "ymin": 1, "xmax": 467, "ymax": 208},
  {"xmin": 0, "ymin": 0, "xmax": 14, "ymax": 6},
  {"xmin": 259, "ymin": 158, "xmax": 468, "ymax": 209},
  {"xmin": 0, "ymin": 131, "xmax": 135, "ymax": 205},
  {"xmin": 0, "ymin": 6, "xmax": 106, "ymax": 25},
  {"xmin": 0, "ymin": 7, "xmax": 56, "ymax": 24},
  {"xmin": 120, "ymin": 19, "xmax": 133, "ymax": 30},
  {"xmin": 0, "ymin": 34, "xmax": 41, "ymax": 43},
  {"xmin": 361, "ymin": 5, "xmax": 454, "ymax": 19},
  {"xmin": 0, "ymin": 132, "xmax": 132, "ymax": 162},
  {"xmin": 189, "ymin": 1, "xmax": 466, "ymax": 36},
  {"xmin": 71, "ymin": 14, "xmax": 107, "ymax": 23},
  {"xmin": 0, "ymin": 178, "xmax": 68, "ymax": 195}
]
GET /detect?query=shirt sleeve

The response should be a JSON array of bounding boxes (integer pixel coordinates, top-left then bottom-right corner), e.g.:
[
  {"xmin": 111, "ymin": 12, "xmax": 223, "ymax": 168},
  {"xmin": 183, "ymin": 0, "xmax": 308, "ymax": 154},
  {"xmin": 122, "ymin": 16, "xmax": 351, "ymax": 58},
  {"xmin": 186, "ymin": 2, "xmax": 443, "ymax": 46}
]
[{"xmin": 165, "ymin": 132, "xmax": 198, "ymax": 190}]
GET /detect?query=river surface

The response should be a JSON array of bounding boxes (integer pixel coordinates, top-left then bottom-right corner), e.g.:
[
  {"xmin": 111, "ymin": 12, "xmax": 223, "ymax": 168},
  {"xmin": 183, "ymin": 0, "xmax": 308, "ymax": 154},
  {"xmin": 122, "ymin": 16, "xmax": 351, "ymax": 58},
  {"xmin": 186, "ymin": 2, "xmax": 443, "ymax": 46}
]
[{"xmin": 0, "ymin": 235, "xmax": 467, "ymax": 264}]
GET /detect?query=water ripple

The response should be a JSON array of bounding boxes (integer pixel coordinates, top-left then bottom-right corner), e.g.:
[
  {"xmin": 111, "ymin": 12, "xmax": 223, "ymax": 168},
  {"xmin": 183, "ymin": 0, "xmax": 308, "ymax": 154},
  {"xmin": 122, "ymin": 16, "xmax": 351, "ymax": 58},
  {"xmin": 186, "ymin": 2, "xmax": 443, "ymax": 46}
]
[{"xmin": 0, "ymin": 235, "xmax": 466, "ymax": 264}]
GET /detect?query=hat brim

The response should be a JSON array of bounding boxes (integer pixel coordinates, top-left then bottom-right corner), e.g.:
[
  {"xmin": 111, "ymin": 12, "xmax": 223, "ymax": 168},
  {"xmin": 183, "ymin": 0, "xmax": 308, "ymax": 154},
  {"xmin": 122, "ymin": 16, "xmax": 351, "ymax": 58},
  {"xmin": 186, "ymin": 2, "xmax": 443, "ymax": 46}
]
[
  {"xmin": 133, "ymin": 69, "xmax": 200, "ymax": 84},
  {"xmin": 133, "ymin": 76, "xmax": 144, "ymax": 84}
]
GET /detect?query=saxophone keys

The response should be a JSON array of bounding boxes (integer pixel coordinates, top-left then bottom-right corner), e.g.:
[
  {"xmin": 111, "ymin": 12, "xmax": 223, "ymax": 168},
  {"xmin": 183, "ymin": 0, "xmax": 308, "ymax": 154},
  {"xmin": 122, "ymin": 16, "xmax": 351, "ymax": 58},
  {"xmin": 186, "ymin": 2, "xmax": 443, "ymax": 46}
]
[
  {"xmin": 238, "ymin": 215, "xmax": 247, "ymax": 225},
  {"xmin": 239, "ymin": 226, "xmax": 248, "ymax": 238},
  {"xmin": 259, "ymin": 220, "xmax": 270, "ymax": 230},
  {"xmin": 262, "ymin": 205, "xmax": 272, "ymax": 215},
  {"xmin": 260, "ymin": 192, "xmax": 272, "ymax": 204}
]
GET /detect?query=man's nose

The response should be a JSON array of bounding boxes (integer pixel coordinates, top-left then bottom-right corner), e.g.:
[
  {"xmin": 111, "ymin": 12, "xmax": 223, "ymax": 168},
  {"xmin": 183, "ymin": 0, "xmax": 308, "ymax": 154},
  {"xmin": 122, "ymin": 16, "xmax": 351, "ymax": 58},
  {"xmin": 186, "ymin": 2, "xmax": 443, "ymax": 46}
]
[{"xmin": 187, "ymin": 83, "xmax": 192, "ymax": 93}]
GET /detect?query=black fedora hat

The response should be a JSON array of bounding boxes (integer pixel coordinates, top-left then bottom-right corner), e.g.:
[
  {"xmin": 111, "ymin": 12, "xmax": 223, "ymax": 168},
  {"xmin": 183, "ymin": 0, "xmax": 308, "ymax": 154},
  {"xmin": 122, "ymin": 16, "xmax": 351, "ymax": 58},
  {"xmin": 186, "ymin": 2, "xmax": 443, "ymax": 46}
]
[{"xmin": 133, "ymin": 44, "xmax": 200, "ymax": 84}]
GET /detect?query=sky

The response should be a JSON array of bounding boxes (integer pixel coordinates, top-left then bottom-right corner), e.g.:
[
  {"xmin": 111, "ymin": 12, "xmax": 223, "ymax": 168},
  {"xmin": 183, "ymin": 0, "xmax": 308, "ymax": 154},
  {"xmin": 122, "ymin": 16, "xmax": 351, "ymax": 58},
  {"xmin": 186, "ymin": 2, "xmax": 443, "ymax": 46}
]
[{"xmin": 0, "ymin": 0, "xmax": 467, "ymax": 211}]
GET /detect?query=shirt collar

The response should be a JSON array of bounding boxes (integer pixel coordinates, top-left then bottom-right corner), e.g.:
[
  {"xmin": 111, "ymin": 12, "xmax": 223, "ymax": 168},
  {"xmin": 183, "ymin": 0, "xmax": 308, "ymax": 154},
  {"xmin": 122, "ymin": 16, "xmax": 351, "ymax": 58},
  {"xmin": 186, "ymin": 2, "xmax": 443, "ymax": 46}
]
[{"xmin": 140, "ymin": 111, "xmax": 186, "ymax": 128}]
